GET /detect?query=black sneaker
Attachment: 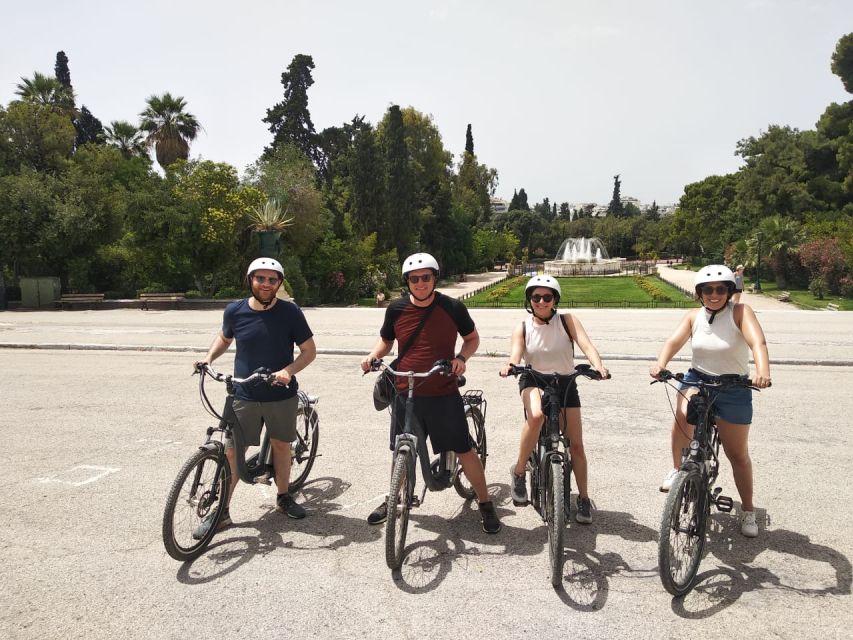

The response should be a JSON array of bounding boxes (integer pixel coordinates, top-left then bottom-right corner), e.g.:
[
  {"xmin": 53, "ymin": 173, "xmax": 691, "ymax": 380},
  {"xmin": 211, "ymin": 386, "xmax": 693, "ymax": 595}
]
[
  {"xmin": 367, "ymin": 500, "xmax": 387, "ymax": 525},
  {"xmin": 276, "ymin": 493, "xmax": 306, "ymax": 519},
  {"xmin": 479, "ymin": 500, "xmax": 502, "ymax": 534},
  {"xmin": 575, "ymin": 496, "xmax": 592, "ymax": 524},
  {"xmin": 510, "ymin": 465, "xmax": 528, "ymax": 505}
]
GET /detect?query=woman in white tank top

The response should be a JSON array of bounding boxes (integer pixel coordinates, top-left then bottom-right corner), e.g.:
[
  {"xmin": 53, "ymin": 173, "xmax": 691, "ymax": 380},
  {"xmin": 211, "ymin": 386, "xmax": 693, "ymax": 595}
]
[
  {"xmin": 649, "ymin": 265, "xmax": 771, "ymax": 538},
  {"xmin": 500, "ymin": 276, "xmax": 609, "ymax": 524}
]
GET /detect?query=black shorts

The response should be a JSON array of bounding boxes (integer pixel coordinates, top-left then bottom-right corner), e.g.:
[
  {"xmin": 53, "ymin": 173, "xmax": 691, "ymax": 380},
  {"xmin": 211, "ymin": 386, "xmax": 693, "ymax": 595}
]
[
  {"xmin": 389, "ymin": 393, "xmax": 472, "ymax": 454},
  {"xmin": 518, "ymin": 373, "xmax": 581, "ymax": 409}
]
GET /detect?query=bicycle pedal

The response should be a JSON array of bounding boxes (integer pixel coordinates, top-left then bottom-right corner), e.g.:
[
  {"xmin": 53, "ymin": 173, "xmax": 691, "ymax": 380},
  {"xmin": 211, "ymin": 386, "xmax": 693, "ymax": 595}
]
[
  {"xmin": 715, "ymin": 495, "xmax": 734, "ymax": 512},
  {"xmin": 253, "ymin": 473, "xmax": 273, "ymax": 485},
  {"xmin": 410, "ymin": 496, "xmax": 421, "ymax": 508}
]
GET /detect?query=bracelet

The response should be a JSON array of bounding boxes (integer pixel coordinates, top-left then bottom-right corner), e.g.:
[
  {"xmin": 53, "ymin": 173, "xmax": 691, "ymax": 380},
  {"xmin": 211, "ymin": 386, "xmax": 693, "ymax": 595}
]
[{"xmin": 454, "ymin": 353, "xmax": 467, "ymax": 363}]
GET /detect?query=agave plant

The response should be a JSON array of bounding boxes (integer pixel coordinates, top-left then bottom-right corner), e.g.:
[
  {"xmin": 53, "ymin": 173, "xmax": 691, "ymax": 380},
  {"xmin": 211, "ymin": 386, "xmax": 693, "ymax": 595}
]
[{"xmin": 247, "ymin": 198, "xmax": 294, "ymax": 231}]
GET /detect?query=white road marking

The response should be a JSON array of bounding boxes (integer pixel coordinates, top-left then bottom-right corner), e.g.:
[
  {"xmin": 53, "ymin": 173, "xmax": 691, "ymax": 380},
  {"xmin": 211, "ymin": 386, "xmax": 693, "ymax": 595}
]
[{"xmin": 36, "ymin": 465, "xmax": 120, "ymax": 486}]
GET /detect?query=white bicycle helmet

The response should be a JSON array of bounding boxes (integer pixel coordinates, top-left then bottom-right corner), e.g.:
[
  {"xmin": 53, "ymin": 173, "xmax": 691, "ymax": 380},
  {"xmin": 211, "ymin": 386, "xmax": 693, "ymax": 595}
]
[
  {"xmin": 525, "ymin": 275, "xmax": 562, "ymax": 300},
  {"xmin": 401, "ymin": 252, "xmax": 440, "ymax": 277},
  {"xmin": 694, "ymin": 264, "xmax": 735, "ymax": 288},
  {"xmin": 246, "ymin": 257, "xmax": 284, "ymax": 278}
]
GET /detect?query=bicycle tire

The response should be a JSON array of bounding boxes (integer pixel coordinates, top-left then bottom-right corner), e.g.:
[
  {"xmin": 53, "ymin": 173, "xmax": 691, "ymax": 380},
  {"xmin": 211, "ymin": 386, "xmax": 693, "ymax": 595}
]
[
  {"xmin": 658, "ymin": 469, "xmax": 707, "ymax": 596},
  {"xmin": 562, "ymin": 438, "xmax": 573, "ymax": 519},
  {"xmin": 546, "ymin": 459, "xmax": 566, "ymax": 586},
  {"xmin": 385, "ymin": 449, "xmax": 412, "ymax": 570},
  {"xmin": 529, "ymin": 452, "xmax": 540, "ymax": 512},
  {"xmin": 289, "ymin": 404, "xmax": 319, "ymax": 491},
  {"xmin": 162, "ymin": 446, "xmax": 230, "ymax": 562},
  {"xmin": 453, "ymin": 405, "xmax": 487, "ymax": 500}
]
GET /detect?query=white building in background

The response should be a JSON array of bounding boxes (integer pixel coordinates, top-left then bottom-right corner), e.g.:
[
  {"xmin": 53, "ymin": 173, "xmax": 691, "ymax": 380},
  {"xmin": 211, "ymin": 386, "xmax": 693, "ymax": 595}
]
[{"xmin": 490, "ymin": 197, "xmax": 509, "ymax": 214}]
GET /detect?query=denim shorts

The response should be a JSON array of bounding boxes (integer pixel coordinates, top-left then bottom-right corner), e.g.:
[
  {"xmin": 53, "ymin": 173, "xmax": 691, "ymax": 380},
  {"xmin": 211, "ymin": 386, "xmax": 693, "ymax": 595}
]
[{"xmin": 678, "ymin": 369, "xmax": 753, "ymax": 425}]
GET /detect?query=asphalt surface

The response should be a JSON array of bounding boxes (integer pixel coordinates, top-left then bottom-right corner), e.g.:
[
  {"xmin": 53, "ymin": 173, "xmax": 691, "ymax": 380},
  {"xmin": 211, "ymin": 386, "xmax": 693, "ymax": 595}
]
[{"xmin": 1, "ymin": 303, "xmax": 851, "ymax": 639}]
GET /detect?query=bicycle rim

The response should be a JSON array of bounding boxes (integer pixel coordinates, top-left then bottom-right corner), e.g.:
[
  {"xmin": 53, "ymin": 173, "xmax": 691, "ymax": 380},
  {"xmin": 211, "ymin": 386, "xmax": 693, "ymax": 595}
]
[
  {"xmin": 385, "ymin": 451, "xmax": 411, "ymax": 570},
  {"xmin": 658, "ymin": 469, "xmax": 707, "ymax": 596},
  {"xmin": 289, "ymin": 406, "xmax": 319, "ymax": 491},
  {"xmin": 162, "ymin": 447, "xmax": 229, "ymax": 561}
]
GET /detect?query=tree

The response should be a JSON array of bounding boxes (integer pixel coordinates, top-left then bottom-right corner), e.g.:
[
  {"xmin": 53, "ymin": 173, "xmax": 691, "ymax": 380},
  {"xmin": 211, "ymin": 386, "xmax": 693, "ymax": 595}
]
[
  {"xmin": 383, "ymin": 105, "xmax": 417, "ymax": 258},
  {"xmin": 0, "ymin": 101, "xmax": 76, "ymax": 173},
  {"xmin": 509, "ymin": 188, "xmax": 529, "ymax": 211},
  {"xmin": 465, "ymin": 124, "xmax": 474, "ymax": 155},
  {"xmin": 15, "ymin": 72, "xmax": 73, "ymax": 111},
  {"xmin": 831, "ymin": 32, "xmax": 853, "ymax": 93},
  {"xmin": 75, "ymin": 105, "xmax": 104, "ymax": 148},
  {"xmin": 139, "ymin": 93, "xmax": 200, "ymax": 170},
  {"xmin": 646, "ymin": 200, "xmax": 661, "ymax": 221},
  {"xmin": 799, "ymin": 237, "xmax": 848, "ymax": 295},
  {"xmin": 348, "ymin": 124, "xmax": 386, "ymax": 241},
  {"xmin": 263, "ymin": 54, "xmax": 319, "ymax": 165},
  {"xmin": 754, "ymin": 215, "xmax": 803, "ymax": 288},
  {"xmin": 103, "ymin": 121, "xmax": 147, "ymax": 159},
  {"xmin": 608, "ymin": 174, "xmax": 624, "ymax": 216},
  {"xmin": 54, "ymin": 51, "xmax": 73, "ymax": 91}
]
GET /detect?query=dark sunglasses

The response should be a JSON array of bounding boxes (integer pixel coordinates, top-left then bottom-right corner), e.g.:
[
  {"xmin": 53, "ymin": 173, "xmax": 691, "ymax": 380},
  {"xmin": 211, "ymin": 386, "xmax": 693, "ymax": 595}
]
[
  {"xmin": 408, "ymin": 273, "xmax": 433, "ymax": 284},
  {"xmin": 253, "ymin": 275, "xmax": 281, "ymax": 285},
  {"xmin": 530, "ymin": 293, "xmax": 554, "ymax": 303},
  {"xmin": 700, "ymin": 285, "xmax": 729, "ymax": 295}
]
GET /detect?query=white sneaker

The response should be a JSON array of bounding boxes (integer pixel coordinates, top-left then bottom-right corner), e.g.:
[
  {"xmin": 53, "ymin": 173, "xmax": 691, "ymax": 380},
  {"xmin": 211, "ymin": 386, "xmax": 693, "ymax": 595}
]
[
  {"xmin": 741, "ymin": 511, "xmax": 758, "ymax": 538},
  {"xmin": 659, "ymin": 469, "xmax": 678, "ymax": 493}
]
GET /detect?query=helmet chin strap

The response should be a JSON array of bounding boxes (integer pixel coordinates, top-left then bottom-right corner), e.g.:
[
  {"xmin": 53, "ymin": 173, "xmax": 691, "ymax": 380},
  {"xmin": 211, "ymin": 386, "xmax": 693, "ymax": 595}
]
[
  {"xmin": 526, "ymin": 305, "xmax": 556, "ymax": 324},
  {"xmin": 409, "ymin": 288, "xmax": 436, "ymax": 303}
]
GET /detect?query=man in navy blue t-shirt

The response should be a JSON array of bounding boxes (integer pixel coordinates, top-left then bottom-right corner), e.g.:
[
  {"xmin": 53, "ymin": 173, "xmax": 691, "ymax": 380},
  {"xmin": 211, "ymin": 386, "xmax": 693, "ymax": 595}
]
[{"xmin": 195, "ymin": 258, "xmax": 316, "ymax": 537}]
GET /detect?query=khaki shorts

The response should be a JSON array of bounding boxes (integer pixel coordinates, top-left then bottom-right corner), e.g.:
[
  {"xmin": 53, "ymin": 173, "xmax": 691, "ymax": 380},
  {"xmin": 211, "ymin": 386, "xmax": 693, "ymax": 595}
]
[{"xmin": 228, "ymin": 396, "xmax": 298, "ymax": 447}]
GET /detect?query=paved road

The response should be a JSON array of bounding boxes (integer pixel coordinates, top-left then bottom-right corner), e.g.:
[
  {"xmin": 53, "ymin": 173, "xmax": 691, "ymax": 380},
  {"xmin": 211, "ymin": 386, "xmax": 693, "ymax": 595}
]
[
  {"xmin": 656, "ymin": 265, "xmax": 791, "ymax": 311},
  {"xmin": 1, "ymin": 307, "xmax": 851, "ymax": 639}
]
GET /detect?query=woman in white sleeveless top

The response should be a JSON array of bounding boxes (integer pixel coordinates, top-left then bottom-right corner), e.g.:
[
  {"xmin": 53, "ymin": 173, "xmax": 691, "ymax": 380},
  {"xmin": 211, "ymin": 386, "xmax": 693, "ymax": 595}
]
[
  {"xmin": 500, "ymin": 275, "xmax": 609, "ymax": 524},
  {"xmin": 650, "ymin": 265, "xmax": 771, "ymax": 537}
]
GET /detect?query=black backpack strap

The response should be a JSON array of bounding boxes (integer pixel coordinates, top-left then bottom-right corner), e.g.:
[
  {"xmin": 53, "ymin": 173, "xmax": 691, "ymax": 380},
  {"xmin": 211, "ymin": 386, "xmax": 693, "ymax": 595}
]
[
  {"xmin": 559, "ymin": 313, "xmax": 575, "ymax": 353},
  {"xmin": 397, "ymin": 302, "xmax": 437, "ymax": 360}
]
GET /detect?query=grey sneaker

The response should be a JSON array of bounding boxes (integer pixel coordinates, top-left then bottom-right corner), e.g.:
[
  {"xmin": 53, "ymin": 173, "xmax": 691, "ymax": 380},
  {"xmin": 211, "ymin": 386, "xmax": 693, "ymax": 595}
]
[
  {"xmin": 741, "ymin": 511, "xmax": 758, "ymax": 538},
  {"xmin": 367, "ymin": 500, "xmax": 387, "ymax": 525},
  {"xmin": 479, "ymin": 500, "xmax": 502, "ymax": 534},
  {"xmin": 192, "ymin": 510, "xmax": 231, "ymax": 540},
  {"xmin": 276, "ymin": 493, "xmax": 306, "ymax": 519},
  {"xmin": 575, "ymin": 497, "xmax": 592, "ymax": 524},
  {"xmin": 660, "ymin": 469, "xmax": 678, "ymax": 493},
  {"xmin": 510, "ymin": 465, "xmax": 528, "ymax": 505}
]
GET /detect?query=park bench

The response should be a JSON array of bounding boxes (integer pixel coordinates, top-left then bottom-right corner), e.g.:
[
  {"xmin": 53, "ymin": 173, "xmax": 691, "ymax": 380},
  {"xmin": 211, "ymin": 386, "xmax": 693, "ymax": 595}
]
[
  {"xmin": 778, "ymin": 291, "xmax": 791, "ymax": 302},
  {"xmin": 139, "ymin": 292, "xmax": 186, "ymax": 310},
  {"xmin": 58, "ymin": 293, "xmax": 104, "ymax": 309},
  {"xmin": 825, "ymin": 303, "xmax": 840, "ymax": 311}
]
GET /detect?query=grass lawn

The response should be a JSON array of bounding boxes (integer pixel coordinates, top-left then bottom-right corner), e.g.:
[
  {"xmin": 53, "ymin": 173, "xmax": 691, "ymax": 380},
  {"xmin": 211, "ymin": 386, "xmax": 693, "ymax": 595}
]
[
  {"xmin": 465, "ymin": 276, "xmax": 697, "ymax": 308},
  {"xmin": 757, "ymin": 282, "xmax": 853, "ymax": 310}
]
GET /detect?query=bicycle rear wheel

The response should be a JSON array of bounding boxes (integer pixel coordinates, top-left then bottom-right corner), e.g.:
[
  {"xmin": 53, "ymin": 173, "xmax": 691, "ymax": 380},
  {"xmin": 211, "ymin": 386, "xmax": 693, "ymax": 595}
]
[
  {"xmin": 453, "ymin": 405, "xmax": 487, "ymax": 500},
  {"xmin": 162, "ymin": 446, "xmax": 230, "ymax": 561},
  {"xmin": 546, "ymin": 459, "xmax": 566, "ymax": 586},
  {"xmin": 289, "ymin": 403, "xmax": 319, "ymax": 491},
  {"xmin": 385, "ymin": 449, "xmax": 413, "ymax": 570},
  {"xmin": 658, "ymin": 469, "xmax": 707, "ymax": 596}
]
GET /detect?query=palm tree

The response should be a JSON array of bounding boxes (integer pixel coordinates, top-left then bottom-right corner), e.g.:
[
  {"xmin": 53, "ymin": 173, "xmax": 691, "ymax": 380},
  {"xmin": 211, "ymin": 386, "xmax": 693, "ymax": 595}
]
[
  {"xmin": 750, "ymin": 215, "xmax": 803, "ymax": 288},
  {"xmin": 138, "ymin": 93, "xmax": 200, "ymax": 170},
  {"xmin": 102, "ymin": 120, "xmax": 147, "ymax": 159},
  {"xmin": 15, "ymin": 72, "xmax": 74, "ymax": 111}
]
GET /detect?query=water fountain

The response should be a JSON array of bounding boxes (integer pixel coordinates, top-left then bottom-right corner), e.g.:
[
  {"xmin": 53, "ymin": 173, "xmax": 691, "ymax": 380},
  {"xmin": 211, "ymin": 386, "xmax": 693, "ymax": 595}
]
[{"xmin": 544, "ymin": 237, "xmax": 623, "ymax": 276}]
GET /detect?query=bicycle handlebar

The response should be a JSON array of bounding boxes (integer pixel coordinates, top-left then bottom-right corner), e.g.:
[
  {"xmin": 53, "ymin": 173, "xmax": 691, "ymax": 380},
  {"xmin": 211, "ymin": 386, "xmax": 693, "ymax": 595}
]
[
  {"xmin": 368, "ymin": 358, "xmax": 465, "ymax": 385},
  {"xmin": 195, "ymin": 363, "xmax": 286, "ymax": 387},
  {"xmin": 651, "ymin": 369, "xmax": 768, "ymax": 391},
  {"xmin": 504, "ymin": 363, "xmax": 611, "ymax": 382}
]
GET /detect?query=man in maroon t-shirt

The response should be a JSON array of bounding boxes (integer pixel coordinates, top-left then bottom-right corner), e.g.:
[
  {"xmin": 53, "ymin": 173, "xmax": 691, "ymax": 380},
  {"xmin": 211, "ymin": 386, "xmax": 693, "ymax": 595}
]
[{"xmin": 360, "ymin": 253, "xmax": 501, "ymax": 534}]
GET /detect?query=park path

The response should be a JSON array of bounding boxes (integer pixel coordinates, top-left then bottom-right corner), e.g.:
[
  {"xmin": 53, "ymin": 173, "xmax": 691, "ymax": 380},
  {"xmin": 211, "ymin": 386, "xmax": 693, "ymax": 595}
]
[{"xmin": 656, "ymin": 265, "xmax": 791, "ymax": 310}]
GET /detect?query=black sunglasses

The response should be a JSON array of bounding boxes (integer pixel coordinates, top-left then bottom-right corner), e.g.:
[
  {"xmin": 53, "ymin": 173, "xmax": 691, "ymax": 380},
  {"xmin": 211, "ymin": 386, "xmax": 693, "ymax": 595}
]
[
  {"xmin": 253, "ymin": 275, "xmax": 281, "ymax": 285},
  {"xmin": 530, "ymin": 293, "xmax": 554, "ymax": 303},
  {"xmin": 700, "ymin": 285, "xmax": 729, "ymax": 295},
  {"xmin": 408, "ymin": 273, "xmax": 433, "ymax": 283}
]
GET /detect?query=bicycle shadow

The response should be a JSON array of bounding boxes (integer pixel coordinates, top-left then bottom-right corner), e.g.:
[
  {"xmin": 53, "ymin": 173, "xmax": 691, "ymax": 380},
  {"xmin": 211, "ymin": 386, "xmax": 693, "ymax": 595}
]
[
  {"xmin": 669, "ymin": 507, "xmax": 852, "ymax": 618},
  {"xmin": 390, "ymin": 484, "xmax": 534, "ymax": 593},
  {"xmin": 175, "ymin": 475, "xmax": 380, "ymax": 584},
  {"xmin": 554, "ymin": 502, "xmax": 659, "ymax": 612}
]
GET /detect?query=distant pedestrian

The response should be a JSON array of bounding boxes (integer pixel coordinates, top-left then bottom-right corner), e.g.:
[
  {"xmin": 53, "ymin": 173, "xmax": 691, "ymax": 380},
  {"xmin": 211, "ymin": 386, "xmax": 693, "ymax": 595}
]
[
  {"xmin": 733, "ymin": 265, "xmax": 745, "ymax": 302},
  {"xmin": 375, "ymin": 291, "xmax": 386, "ymax": 307}
]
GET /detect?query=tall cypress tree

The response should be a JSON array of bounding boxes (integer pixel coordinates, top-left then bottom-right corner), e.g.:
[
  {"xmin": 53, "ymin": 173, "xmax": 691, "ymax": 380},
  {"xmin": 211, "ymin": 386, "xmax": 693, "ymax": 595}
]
[
  {"xmin": 465, "ymin": 123, "xmax": 474, "ymax": 155},
  {"xmin": 75, "ymin": 105, "xmax": 104, "ymax": 147},
  {"xmin": 608, "ymin": 174, "xmax": 624, "ymax": 217},
  {"xmin": 384, "ymin": 105, "xmax": 417, "ymax": 258},
  {"xmin": 263, "ymin": 54, "xmax": 320, "ymax": 165},
  {"xmin": 55, "ymin": 51, "xmax": 73, "ymax": 95}
]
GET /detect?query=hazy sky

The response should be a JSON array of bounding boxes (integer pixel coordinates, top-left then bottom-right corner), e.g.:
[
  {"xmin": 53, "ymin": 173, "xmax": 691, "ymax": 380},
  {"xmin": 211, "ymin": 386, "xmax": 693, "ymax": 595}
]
[{"xmin": 3, "ymin": 1, "xmax": 851, "ymax": 206}]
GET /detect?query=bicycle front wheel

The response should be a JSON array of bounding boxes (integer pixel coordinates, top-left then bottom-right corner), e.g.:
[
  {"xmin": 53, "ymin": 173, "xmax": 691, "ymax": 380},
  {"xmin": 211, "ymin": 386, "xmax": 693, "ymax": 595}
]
[
  {"xmin": 453, "ymin": 405, "xmax": 487, "ymax": 500},
  {"xmin": 289, "ymin": 403, "xmax": 319, "ymax": 491},
  {"xmin": 385, "ymin": 449, "xmax": 413, "ymax": 570},
  {"xmin": 546, "ymin": 459, "xmax": 566, "ymax": 586},
  {"xmin": 658, "ymin": 469, "xmax": 707, "ymax": 596},
  {"xmin": 162, "ymin": 446, "xmax": 230, "ymax": 562}
]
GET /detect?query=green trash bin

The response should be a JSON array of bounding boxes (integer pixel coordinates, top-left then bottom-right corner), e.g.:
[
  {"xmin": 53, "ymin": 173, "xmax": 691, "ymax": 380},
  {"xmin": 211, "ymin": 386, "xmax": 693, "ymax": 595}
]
[{"xmin": 20, "ymin": 277, "xmax": 61, "ymax": 308}]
